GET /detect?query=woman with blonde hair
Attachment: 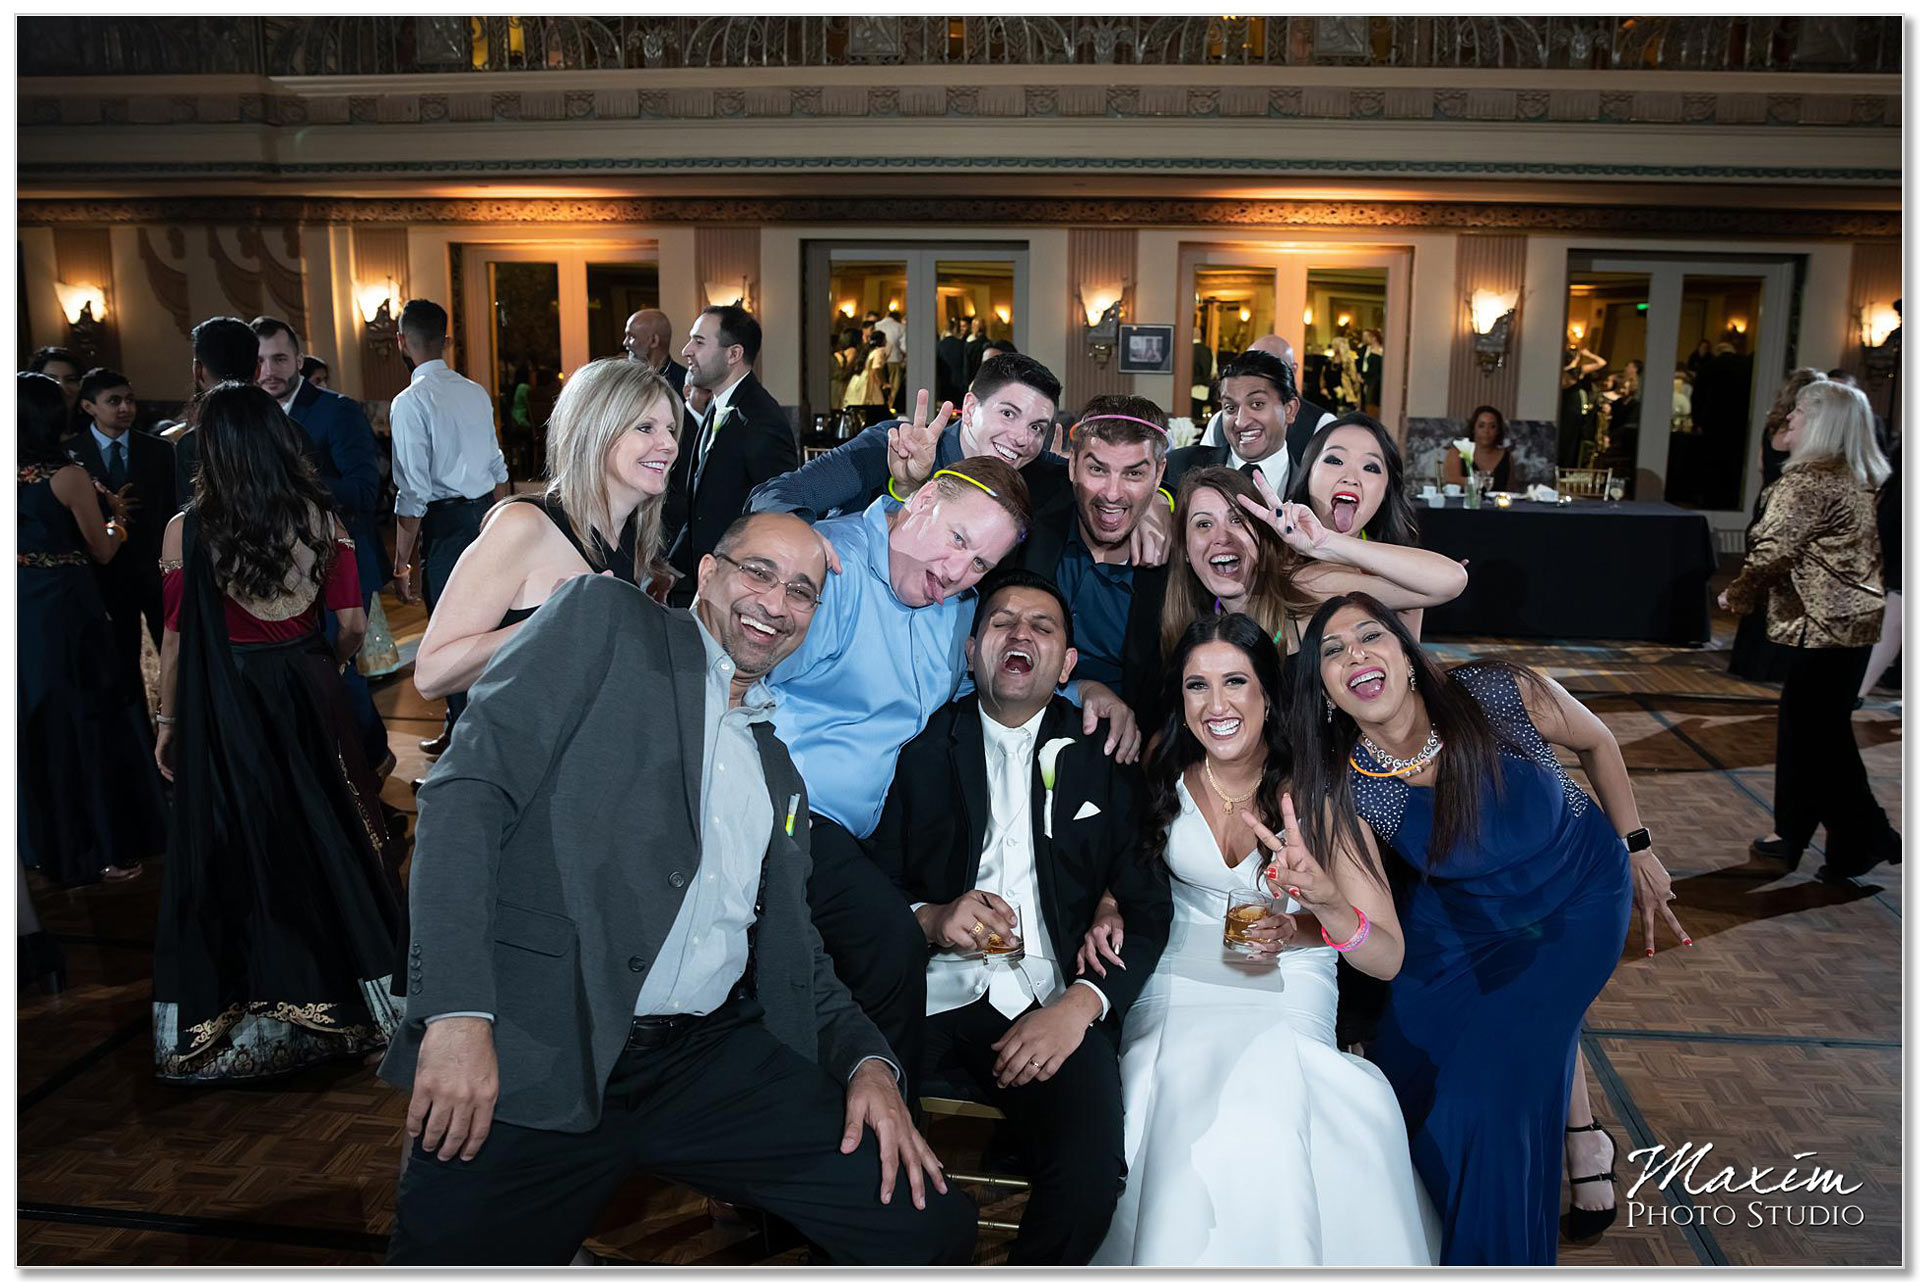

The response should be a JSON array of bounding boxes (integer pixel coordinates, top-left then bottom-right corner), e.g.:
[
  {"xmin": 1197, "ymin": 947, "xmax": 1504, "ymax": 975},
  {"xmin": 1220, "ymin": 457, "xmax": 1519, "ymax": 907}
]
[
  {"xmin": 1730, "ymin": 368, "xmax": 1827, "ymax": 681},
  {"xmin": 412, "ymin": 357, "xmax": 680, "ymax": 704},
  {"xmin": 1720, "ymin": 378, "xmax": 1899, "ymax": 880}
]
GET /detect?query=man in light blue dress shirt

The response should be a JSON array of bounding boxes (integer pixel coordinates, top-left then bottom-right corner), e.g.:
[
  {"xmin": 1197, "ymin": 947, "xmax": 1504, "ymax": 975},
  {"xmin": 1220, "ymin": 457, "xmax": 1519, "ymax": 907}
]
[{"xmin": 767, "ymin": 458, "xmax": 1036, "ymax": 1083}]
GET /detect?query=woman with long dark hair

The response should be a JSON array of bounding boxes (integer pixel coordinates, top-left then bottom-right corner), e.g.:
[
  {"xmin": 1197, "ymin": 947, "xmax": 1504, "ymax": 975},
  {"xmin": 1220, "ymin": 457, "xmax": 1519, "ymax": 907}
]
[
  {"xmin": 1159, "ymin": 461, "xmax": 1464, "ymax": 662},
  {"xmin": 1288, "ymin": 592, "xmax": 1684, "ymax": 1263},
  {"xmin": 17, "ymin": 371, "xmax": 165, "ymax": 886},
  {"xmin": 1442, "ymin": 405, "xmax": 1514, "ymax": 492},
  {"xmin": 151, "ymin": 381, "xmax": 401, "ymax": 1083},
  {"xmin": 1090, "ymin": 613, "xmax": 1435, "ymax": 1265}
]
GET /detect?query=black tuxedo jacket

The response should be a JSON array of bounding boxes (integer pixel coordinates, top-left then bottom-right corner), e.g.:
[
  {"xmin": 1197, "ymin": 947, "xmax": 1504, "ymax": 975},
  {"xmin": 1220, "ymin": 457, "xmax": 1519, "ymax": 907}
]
[
  {"xmin": 868, "ymin": 695, "xmax": 1171, "ymax": 1029},
  {"xmin": 1163, "ymin": 403, "xmax": 1321, "ymax": 494},
  {"xmin": 68, "ymin": 427, "xmax": 175, "ymax": 584},
  {"xmin": 1015, "ymin": 489, "xmax": 1167, "ymax": 725},
  {"xmin": 664, "ymin": 371, "xmax": 797, "ymax": 595}
]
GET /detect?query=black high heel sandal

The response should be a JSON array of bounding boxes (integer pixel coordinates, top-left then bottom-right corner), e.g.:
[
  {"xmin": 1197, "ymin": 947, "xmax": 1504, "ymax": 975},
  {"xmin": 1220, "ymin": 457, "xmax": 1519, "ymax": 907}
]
[{"xmin": 1561, "ymin": 1120, "xmax": 1618, "ymax": 1247}]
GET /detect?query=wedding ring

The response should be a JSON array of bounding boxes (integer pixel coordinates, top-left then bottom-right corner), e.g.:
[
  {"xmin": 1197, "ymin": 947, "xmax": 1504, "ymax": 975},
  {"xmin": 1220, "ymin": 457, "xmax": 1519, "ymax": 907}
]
[
  {"xmin": 1029, "ymin": 1057, "xmax": 1042, "ymax": 1067},
  {"xmin": 969, "ymin": 921, "xmax": 985, "ymax": 937}
]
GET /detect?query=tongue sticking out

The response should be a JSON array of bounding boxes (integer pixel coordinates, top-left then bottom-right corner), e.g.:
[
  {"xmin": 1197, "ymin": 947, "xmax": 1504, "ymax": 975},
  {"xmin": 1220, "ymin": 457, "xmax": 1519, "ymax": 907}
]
[{"xmin": 1330, "ymin": 497, "xmax": 1359, "ymax": 534}]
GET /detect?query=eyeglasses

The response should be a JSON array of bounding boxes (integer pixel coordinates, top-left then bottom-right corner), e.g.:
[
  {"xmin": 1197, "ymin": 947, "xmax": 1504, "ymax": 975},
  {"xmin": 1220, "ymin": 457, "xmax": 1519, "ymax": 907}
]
[{"xmin": 714, "ymin": 552, "xmax": 820, "ymax": 612}]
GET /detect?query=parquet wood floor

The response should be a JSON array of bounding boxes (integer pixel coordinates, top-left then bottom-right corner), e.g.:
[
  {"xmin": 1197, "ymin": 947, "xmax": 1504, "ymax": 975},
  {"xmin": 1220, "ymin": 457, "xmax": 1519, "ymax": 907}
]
[{"xmin": 17, "ymin": 592, "xmax": 1903, "ymax": 1266}]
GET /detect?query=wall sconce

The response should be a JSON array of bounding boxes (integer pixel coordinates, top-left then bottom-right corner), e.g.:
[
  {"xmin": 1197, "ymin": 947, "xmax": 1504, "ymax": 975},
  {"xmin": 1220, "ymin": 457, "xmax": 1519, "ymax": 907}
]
[
  {"xmin": 993, "ymin": 304, "xmax": 1011, "ymax": 325},
  {"xmin": 54, "ymin": 281, "xmax": 109, "ymax": 360},
  {"xmin": 838, "ymin": 301, "xmax": 855, "ymax": 319},
  {"xmin": 706, "ymin": 276, "xmax": 752, "ymax": 311},
  {"xmin": 1237, "ymin": 307, "xmax": 1252, "ymax": 323},
  {"xmin": 1336, "ymin": 312, "xmax": 1352, "ymax": 330},
  {"xmin": 1568, "ymin": 321, "xmax": 1586, "ymax": 343},
  {"xmin": 886, "ymin": 296, "xmax": 901, "ymax": 314},
  {"xmin": 1468, "ymin": 288, "xmax": 1519, "ymax": 374},
  {"xmin": 1302, "ymin": 307, "xmax": 1313, "ymax": 327},
  {"xmin": 1861, "ymin": 300, "xmax": 1901, "ymax": 380},
  {"xmin": 1725, "ymin": 316, "xmax": 1749, "ymax": 336},
  {"xmin": 356, "ymin": 279, "xmax": 398, "ymax": 358},
  {"xmin": 1076, "ymin": 285, "xmax": 1126, "ymax": 367}
]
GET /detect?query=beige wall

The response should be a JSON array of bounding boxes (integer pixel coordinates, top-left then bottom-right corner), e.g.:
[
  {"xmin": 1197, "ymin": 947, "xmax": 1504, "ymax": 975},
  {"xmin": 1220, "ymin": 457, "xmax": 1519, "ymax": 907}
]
[{"xmin": 19, "ymin": 221, "xmax": 1885, "ymax": 439}]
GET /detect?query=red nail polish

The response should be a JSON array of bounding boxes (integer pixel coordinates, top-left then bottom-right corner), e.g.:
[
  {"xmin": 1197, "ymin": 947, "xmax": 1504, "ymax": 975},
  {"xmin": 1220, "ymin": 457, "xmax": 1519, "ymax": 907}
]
[
  {"xmin": 1645, "ymin": 947, "xmax": 1655, "ymax": 956},
  {"xmin": 1682, "ymin": 938, "xmax": 1693, "ymax": 947}
]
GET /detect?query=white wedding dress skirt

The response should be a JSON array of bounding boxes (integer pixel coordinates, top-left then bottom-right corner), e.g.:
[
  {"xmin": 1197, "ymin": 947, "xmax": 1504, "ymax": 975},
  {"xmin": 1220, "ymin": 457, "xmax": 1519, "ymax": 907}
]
[{"xmin": 1092, "ymin": 781, "xmax": 1440, "ymax": 1266}]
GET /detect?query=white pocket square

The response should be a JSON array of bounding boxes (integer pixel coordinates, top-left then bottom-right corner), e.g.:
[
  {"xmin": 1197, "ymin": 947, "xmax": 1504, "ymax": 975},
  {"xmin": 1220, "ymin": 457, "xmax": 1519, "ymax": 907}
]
[{"xmin": 1073, "ymin": 801, "xmax": 1101, "ymax": 821}]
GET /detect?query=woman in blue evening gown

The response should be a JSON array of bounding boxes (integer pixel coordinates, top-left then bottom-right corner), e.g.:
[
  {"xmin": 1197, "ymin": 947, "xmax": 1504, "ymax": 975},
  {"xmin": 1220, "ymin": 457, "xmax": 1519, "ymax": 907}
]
[{"xmin": 1287, "ymin": 592, "xmax": 1684, "ymax": 1264}]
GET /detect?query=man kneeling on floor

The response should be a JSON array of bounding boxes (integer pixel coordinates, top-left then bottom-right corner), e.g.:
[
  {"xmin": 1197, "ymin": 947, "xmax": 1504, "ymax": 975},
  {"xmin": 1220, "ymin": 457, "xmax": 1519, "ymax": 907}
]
[{"xmin": 380, "ymin": 512, "xmax": 976, "ymax": 1265}]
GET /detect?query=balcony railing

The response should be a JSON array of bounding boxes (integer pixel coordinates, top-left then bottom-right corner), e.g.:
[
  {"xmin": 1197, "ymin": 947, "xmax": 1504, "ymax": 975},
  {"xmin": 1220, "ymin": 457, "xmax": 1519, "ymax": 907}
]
[{"xmin": 16, "ymin": 15, "xmax": 1901, "ymax": 79}]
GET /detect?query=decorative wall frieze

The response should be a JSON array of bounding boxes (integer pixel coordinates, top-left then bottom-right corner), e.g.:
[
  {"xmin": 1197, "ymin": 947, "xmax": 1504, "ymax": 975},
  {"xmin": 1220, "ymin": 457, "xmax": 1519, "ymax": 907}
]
[
  {"xmin": 18, "ymin": 80, "xmax": 1900, "ymax": 132},
  {"xmin": 19, "ymin": 195, "xmax": 1901, "ymax": 241}
]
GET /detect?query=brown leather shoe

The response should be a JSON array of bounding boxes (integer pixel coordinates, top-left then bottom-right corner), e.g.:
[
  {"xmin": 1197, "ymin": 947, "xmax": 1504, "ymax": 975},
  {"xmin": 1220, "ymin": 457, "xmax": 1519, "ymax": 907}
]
[{"xmin": 419, "ymin": 730, "xmax": 452, "ymax": 756}]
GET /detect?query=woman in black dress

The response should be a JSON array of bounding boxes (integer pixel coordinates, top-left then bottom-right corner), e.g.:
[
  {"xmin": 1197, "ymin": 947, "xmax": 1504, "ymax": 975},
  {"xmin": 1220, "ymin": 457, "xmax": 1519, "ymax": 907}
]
[
  {"xmin": 151, "ymin": 383, "xmax": 401, "ymax": 1083},
  {"xmin": 16, "ymin": 371, "xmax": 165, "ymax": 886}
]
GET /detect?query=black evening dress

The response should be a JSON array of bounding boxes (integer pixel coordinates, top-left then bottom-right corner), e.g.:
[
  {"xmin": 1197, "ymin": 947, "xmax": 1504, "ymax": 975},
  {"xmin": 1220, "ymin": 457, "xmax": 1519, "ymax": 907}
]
[
  {"xmin": 151, "ymin": 511, "xmax": 402, "ymax": 1083},
  {"xmin": 16, "ymin": 461, "xmax": 167, "ymax": 885}
]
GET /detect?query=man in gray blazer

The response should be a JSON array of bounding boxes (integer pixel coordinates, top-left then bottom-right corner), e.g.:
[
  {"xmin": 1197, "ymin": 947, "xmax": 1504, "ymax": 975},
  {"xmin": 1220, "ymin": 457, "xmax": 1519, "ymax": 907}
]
[{"xmin": 381, "ymin": 512, "xmax": 975, "ymax": 1266}]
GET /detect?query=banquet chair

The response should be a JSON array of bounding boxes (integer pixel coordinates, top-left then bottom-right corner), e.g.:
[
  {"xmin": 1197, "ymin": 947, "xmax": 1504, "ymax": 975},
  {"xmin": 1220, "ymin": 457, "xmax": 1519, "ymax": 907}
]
[
  {"xmin": 920, "ymin": 1066, "xmax": 1029, "ymax": 1233},
  {"xmin": 1556, "ymin": 466, "xmax": 1612, "ymax": 499}
]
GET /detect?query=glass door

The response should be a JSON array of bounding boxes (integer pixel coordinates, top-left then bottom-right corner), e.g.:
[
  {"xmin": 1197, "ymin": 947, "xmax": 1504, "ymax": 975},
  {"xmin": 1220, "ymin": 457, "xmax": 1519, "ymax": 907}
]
[
  {"xmin": 1566, "ymin": 252, "xmax": 1792, "ymax": 524},
  {"xmin": 488, "ymin": 261, "xmax": 560, "ymax": 481},
  {"xmin": 805, "ymin": 243, "xmax": 1028, "ymax": 429},
  {"xmin": 1560, "ymin": 271, "xmax": 1652, "ymax": 493},
  {"xmin": 585, "ymin": 262, "xmax": 660, "ymax": 363},
  {"xmin": 1303, "ymin": 267, "xmax": 1389, "ymax": 417}
]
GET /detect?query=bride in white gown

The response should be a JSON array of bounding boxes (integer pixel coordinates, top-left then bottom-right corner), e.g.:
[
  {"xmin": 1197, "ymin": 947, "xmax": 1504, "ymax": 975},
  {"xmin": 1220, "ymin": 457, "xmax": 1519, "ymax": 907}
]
[{"xmin": 1085, "ymin": 614, "xmax": 1438, "ymax": 1265}]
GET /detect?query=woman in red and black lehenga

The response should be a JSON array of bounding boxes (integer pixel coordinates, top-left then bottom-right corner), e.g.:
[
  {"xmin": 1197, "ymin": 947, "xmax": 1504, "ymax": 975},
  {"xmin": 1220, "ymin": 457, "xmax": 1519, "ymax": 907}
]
[{"xmin": 152, "ymin": 381, "xmax": 402, "ymax": 1084}]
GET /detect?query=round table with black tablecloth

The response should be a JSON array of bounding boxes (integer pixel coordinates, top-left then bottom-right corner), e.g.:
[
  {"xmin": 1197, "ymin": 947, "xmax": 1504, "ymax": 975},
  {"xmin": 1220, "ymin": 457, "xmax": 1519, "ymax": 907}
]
[{"xmin": 1414, "ymin": 497, "xmax": 1716, "ymax": 644}]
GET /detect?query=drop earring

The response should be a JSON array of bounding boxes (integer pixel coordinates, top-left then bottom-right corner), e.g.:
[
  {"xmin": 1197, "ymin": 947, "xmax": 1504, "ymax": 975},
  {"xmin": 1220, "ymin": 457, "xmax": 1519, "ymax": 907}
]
[
  {"xmin": 1407, "ymin": 670, "xmax": 1417, "ymax": 691},
  {"xmin": 1324, "ymin": 698, "xmax": 1333, "ymax": 724}
]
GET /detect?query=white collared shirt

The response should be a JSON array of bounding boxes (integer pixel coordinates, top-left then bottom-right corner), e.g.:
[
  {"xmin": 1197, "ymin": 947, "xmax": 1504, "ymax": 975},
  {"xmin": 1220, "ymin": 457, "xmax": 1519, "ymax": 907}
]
[
  {"xmin": 390, "ymin": 359, "xmax": 509, "ymax": 519},
  {"xmin": 924, "ymin": 705, "xmax": 1110, "ymax": 1020}
]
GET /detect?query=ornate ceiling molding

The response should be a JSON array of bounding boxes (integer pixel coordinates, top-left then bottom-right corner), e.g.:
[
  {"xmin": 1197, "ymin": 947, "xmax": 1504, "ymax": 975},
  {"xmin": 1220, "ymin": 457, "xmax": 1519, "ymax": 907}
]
[{"xmin": 19, "ymin": 195, "xmax": 1900, "ymax": 240}]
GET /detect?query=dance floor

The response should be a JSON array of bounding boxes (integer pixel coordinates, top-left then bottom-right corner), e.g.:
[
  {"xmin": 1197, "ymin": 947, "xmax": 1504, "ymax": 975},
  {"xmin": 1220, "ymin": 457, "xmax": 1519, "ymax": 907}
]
[{"xmin": 18, "ymin": 587, "xmax": 1904, "ymax": 1266}]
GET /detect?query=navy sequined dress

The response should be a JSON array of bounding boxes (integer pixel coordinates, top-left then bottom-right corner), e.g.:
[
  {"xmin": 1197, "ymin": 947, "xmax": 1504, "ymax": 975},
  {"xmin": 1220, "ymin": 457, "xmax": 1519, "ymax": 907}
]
[{"xmin": 1353, "ymin": 665, "xmax": 1631, "ymax": 1265}]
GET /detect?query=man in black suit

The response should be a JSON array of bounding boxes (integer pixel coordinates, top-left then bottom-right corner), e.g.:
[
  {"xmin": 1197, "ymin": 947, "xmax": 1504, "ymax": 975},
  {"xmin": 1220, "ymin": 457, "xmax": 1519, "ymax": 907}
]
[
  {"xmin": 1196, "ymin": 336, "xmax": 1330, "ymax": 463},
  {"xmin": 255, "ymin": 315, "xmax": 390, "ymax": 771},
  {"xmin": 385, "ymin": 513, "xmax": 973, "ymax": 1265},
  {"xmin": 868, "ymin": 568, "xmax": 1171, "ymax": 1264},
  {"xmin": 1016, "ymin": 395, "xmax": 1171, "ymax": 726},
  {"xmin": 622, "ymin": 307, "xmax": 689, "ymax": 398},
  {"xmin": 934, "ymin": 320, "xmax": 969, "ymax": 407},
  {"xmin": 171, "ymin": 316, "xmax": 260, "ymax": 502},
  {"xmin": 68, "ymin": 367, "xmax": 175, "ymax": 705},
  {"xmin": 1168, "ymin": 347, "xmax": 1318, "ymax": 500},
  {"xmin": 664, "ymin": 305, "xmax": 798, "ymax": 606},
  {"xmin": 963, "ymin": 318, "xmax": 988, "ymax": 385}
]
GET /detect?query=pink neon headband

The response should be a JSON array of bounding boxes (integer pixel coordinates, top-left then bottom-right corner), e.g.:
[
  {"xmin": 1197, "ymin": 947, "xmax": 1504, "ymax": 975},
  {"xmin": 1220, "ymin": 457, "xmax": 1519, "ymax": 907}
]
[{"xmin": 1078, "ymin": 413, "xmax": 1168, "ymax": 436}]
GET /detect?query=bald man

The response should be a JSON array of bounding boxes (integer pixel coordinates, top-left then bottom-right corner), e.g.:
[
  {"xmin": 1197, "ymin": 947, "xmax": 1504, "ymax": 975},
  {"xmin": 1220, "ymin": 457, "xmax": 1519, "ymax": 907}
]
[
  {"xmin": 1201, "ymin": 333, "xmax": 1332, "ymax": 454},
  {"xmin": 622, "ymin": 309, "xmax": 689, "ymax": 399}
]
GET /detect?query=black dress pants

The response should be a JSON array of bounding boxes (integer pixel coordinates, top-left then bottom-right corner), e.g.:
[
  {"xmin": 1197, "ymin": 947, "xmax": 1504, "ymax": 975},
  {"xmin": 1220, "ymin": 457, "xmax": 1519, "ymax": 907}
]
[
  {"xmin": 923, "ymin": 995, "xmax": 1126, "ymax": 1265},
  {"xmin": 387, "ymin": 998, "xmax": 976, "ymax": 1265},
  {"xmin": 805, "ymin": 815, "xmax": 930, "ymax": 1099},
  {"xmin": 420, "ymin": 496, "xmax": 489, "ymax": 728},
  {"xmin": 1775, "ymin": 644, "xmax": 1899, "ymax": 873}
]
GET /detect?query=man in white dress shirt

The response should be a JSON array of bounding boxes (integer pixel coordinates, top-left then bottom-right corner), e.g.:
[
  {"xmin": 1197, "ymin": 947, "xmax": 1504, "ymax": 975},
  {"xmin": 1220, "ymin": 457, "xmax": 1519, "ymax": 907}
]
[
  {"xmin": 388, "ymin": 298, "xmax": 510, "ymax": 752},
  {"xmin": 1165, "ymin": 345, "xmax": 1322, "ymax": 499},
  {"xmin": 1197, "ymin": 334, "xmax": 1334, "ymax": 482},
  {"xmin": 867, "ymin": 568, "xmax": 1171, "ymax": 1264}
]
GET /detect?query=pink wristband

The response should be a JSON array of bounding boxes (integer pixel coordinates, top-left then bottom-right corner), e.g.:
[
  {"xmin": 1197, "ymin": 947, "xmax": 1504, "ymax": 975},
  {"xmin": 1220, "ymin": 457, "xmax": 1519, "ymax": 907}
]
[{"xmin": 1322, "ymin": 906, "xmax": 1370, "ymax": 952}]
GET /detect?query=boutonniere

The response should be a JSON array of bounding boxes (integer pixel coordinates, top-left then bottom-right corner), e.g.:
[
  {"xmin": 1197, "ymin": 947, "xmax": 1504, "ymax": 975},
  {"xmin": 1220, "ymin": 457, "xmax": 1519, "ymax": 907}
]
[
  {"xmin": 1038, "ymin": 737, "xmax": 1074, "ymax": 838},
  {"xmin": 712, "ymin": 405, "xmax": 734, "ymax": 434}
]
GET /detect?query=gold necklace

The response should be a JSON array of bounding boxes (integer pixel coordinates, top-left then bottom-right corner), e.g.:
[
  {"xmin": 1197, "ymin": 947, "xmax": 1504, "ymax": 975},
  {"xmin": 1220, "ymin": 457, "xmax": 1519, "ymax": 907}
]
[{"xmin": 1202, "ymin": 758, "xmax": 1259, "ymax": 814}]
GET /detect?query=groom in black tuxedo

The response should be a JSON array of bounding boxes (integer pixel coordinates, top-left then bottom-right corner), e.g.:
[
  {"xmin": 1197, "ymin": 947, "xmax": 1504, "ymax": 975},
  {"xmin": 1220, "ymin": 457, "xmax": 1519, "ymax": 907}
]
[{"xmin": 867, "ymin": 567, "xmax": 1171, "ymax": 1265}]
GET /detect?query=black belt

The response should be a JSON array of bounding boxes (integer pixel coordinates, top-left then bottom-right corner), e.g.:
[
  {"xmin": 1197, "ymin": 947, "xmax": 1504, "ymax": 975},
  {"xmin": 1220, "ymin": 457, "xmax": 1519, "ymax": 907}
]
[
  {"xmin": 426, "ymin": 494, "xmax": 491, "ymax": 511},
  {"xmin": 625, "ymin": 1013, "xmax": 704, "ymax": 1051}
]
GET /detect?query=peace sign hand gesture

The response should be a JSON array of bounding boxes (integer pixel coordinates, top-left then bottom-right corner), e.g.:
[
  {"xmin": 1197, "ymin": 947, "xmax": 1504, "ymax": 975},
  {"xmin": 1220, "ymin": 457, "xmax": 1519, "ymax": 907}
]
[
  {"xmin": 887, "ymin": 390, "xmax": 953, "ymax": 496},
  {"xmin": 1233, "ymin": 473, "xmax": 1332, "ymax": 558},
  {"xmin": 1244, "ymin": 795, "xmax": 1348, "ymax": 916}
]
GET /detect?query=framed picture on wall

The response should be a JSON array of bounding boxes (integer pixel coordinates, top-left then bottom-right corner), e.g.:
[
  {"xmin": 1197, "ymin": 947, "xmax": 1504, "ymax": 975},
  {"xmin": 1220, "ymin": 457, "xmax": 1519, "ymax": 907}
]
[{"xmin": 1117, "ymin": 323, "xmax": 1174, "ymax": 375}]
